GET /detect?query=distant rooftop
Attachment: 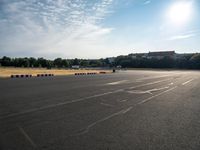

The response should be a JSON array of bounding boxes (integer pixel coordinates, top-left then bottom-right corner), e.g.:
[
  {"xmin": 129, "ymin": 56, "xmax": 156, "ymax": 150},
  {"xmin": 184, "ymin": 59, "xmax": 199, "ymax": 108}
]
[{"xmin": 148, "ymin": 51, "xmax": 175, "ymax": 56}]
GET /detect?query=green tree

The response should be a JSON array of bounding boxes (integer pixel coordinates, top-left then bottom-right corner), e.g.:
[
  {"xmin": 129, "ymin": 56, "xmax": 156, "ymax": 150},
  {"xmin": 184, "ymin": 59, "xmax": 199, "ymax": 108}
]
[
  {"xmin": 62, "ymin": 59, "xmax": 69, "ymax": 67},
  {"xmin": 29, "ymin": 57, "xmax": 37, "ymax": 67},
  {"xmin": 1, "ymin": 56, "xmax": 11, "ymax": 66},
  {"xmin": 190, "ymin": 53, "xmax": 200, "ymax": 69},
  {"xmin": 80, "ymin": 60, "xmax": 89, "ymax": 67},
  {"xmin": 72, "ymin": 58, "xmax": 79, "ymax": 65},
  {"xmin": 54, "ymin": 58, "xmax": 63, "ymax": 68},
  {"xmin": 37, "ymin": 58, "xmax": 47, "ymax": 68}
]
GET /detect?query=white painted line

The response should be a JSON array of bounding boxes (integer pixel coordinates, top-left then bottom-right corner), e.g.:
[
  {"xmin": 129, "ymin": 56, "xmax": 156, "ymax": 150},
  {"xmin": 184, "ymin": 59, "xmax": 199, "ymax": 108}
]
[
  {"xmin": 137, "ymin": 86, "xmax": 177, "ymax": 105},
  {"xmin": 148, "ymin": 86, "xmax": 169, "ymax": 92},
  {"xmin": 135, "ymin": 75, "xmax": 172, "ymax": 82},
  {"xmin": 75, "ymin": 106, "xmax": 133, "ymax": 135},
  {"xmin": 19, "ymin": 127, "xmax": 37, "ymax": 148},
  {"xmin": 103, "ymin": 75, "xmax": 172, "ymax": 86},
  {"xmin": 127, "ymin": 86, "xmax": 169, "ymax": 95},
  {"xmin": 168, "ymin": 82, "xmax": 174, "ymax": 85},
  {"xmin": 107, "ymin": 80, "xmax": 128, "ymax": 85},
  {"xmin": 100, "ymin": 103, "xmax": 114, "ymax": 107},
  {"xmin": 182, "ymin": 79, "xmax": 194, "ymax": 86},
  {"xmin": 127, "ymin": 90, "xmax": 152, "ymax": 95},
  {"xmin": 128, "ymin": 78, "xmax": 172, "ymax": 90},
  {"xmin": 122, "ymin": 107, "xmax": 133, "ymax": 114},
  {"xmin": 118, "ymin": 99, "xmax": 128, "ymax": 102},
  {"xmin": 0, "ymin": 90, "xmax": 123, "ymax": 120},
  {"xmin": 0, "ymin": 78, "xmax": 172, "ymax": 120},
  {"xmin": 75, "ymin": 86, "xmax": 177, "ymax": 136}
]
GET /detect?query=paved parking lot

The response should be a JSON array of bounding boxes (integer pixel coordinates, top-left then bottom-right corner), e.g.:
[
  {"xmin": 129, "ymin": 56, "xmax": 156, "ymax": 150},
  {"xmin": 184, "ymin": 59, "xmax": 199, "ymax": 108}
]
[{"xmin": 1, "ymin": 70, "xmax": 200, "ymax": 150}]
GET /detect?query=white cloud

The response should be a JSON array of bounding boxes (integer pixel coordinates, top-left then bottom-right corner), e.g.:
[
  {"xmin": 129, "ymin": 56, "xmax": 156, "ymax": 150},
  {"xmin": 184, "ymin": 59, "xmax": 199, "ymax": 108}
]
[{"xmin": 0, "ymin": 0, "xmax": 114, "ymax": 58}]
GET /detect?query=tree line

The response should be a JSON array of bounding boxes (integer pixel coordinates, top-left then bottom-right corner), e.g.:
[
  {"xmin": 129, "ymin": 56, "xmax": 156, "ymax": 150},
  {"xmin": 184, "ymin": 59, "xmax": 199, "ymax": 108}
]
[
  {"xmin": 114, "ymin": 53, "xmax": 200, "ymax": 69},
  {"xmin": 0, "ymin": 57, "xmax": 112, "ymax": 68},
  {"xmin": 0, "ymin": 53, "xmax": 200, "ymax": 69}
]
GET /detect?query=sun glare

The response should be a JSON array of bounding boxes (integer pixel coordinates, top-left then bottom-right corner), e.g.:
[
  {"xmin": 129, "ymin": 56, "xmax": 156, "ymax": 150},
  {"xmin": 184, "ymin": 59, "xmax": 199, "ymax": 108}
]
[{"xmin": 167, "ymin": 1, "xmax": 193, "ymax": 26}]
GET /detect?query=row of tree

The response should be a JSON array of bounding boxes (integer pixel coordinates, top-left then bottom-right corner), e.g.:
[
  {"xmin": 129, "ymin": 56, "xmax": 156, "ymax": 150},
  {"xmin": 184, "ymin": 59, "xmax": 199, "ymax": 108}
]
[
  {"xmin": 0, "ymin": 53, "xmax": 200, "ymax": 69},
  {"xmin": 0, "ymin": 57, "xmax": 112, "ymax": 68},
  {"xmin": 114, "ymin": 53, "xmax": 200, "ymax": 69}
]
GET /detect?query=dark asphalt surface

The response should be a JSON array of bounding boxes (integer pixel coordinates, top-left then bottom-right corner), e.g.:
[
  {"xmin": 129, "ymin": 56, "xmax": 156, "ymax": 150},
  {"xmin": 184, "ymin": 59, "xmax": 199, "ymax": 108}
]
[{"xmin": 1, "ymin": 70, "xmax": 200, "ymax": 150}]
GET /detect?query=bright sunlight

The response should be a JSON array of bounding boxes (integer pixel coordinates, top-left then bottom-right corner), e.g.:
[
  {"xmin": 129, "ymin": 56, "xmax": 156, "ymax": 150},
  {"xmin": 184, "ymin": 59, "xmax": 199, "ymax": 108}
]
[{"xmin": 167, "ymin": 1, "xmax": 194, "ymax": 26}]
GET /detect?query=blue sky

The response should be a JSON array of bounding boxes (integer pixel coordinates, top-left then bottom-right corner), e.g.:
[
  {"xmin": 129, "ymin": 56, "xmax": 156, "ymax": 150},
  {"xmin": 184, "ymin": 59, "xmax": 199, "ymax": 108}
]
[{"xmin": 0, "ymin": 0, "xmax": 199, "ymax": 58}]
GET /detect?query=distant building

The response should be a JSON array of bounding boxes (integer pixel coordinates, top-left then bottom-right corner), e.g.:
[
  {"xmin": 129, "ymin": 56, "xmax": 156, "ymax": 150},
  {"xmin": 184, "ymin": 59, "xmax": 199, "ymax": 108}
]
[
  {"xmin": 147, "ymin": 51, "xmax": 176, "ymax": 59},
  {"xmin": 129, "ymin": 53, "xmax": 148, "ymax": 59},
  {"xmin": 128, "ymin": 51, "xmax": 176, "ymax": 59},
  {"xmin": 72, "ymin": 65, "xmax": 80, "ymax": 69}
]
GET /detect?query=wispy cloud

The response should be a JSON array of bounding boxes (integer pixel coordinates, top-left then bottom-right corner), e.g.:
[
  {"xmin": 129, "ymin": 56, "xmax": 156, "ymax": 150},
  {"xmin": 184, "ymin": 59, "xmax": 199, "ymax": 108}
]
[
  {"xmin": 0, "ymin": 0, "xmax": 114, "ymax": 58},
  {"xmin": 168, "ymin": 33, "xmax": 196, "ymax": 40},
  {"xmin": 143, "ymin": 0, "xmax": 151, "ymax": 5}
]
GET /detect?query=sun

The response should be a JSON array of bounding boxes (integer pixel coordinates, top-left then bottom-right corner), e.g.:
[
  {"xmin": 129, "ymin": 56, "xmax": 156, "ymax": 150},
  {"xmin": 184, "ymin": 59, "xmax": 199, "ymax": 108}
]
[{"xmin": 167, "ymin": 1, "xmax": 193, "ymax": 26}]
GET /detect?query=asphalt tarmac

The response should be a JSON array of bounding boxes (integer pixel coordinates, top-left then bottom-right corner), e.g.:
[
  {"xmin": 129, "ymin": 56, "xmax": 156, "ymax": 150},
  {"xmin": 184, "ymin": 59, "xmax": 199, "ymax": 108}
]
[{"xmin": 1, "ymin": 70, "xmax": 200, "ymax": 150}]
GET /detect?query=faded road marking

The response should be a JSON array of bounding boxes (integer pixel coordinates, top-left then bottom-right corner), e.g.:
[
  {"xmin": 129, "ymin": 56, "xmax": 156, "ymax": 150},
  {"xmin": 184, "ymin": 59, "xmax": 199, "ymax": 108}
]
[
  {"xmin": 19, "ymin": 127, "xmax": 37, "ymax": 148},
  {"xmin": 118, "ymin": 99, "xmax": 128, "ymax": 102},
  {"xmin": 148, "ymin": 86, "xmax": 169, "ymax": 92},
  {"xmin": 100, "ymin": 103, "xmax": 114, "ymax": 107},
  {"xmin": 127, "ymin": 86, "xmax": 169, "ymax": 95},
  {"xmin": 0, "ymin": 78, "xmax": 171, "ymax": 120},
  {"xmin": 128, "ymin": 78, "xmax": 172, "ymax": 90},
  {"xmin": 127, "ymin": 90, "xmax": 153, "ymax": 95},
  {"xmin": 135, "ymin": 75, "xmax": 172, "ymax": 82},
  {"xmin": 0, "ymin": 90, "xmax": 123, "ymax": 120},
  {"xmin": 107, "ymin": 80, "xmax": 128, "ymax": 85},
  {"xmin": 137, "ymin": 86, "xmax": 177, "ymax": 105},
  {"xmin": 75, "ymin": 86, "xmax": 177, "ymax": 135},
  {"xmin": 75, "ymin": 106, "xmax": 133, "ymax": 135},
  {"xmin": 182, "ymin": 79, "xmax": 194, "ymax": 85}
]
